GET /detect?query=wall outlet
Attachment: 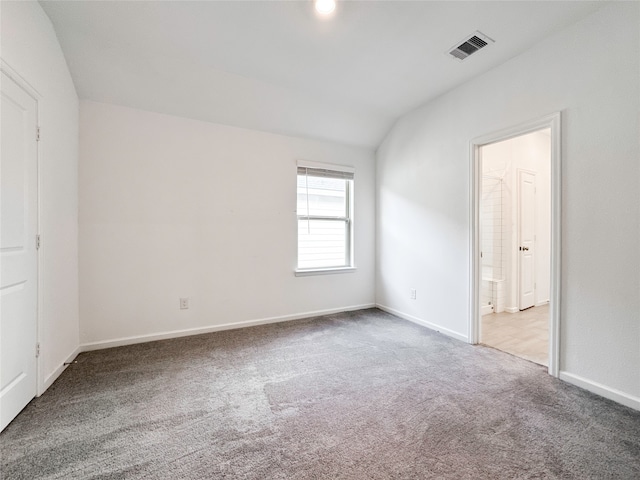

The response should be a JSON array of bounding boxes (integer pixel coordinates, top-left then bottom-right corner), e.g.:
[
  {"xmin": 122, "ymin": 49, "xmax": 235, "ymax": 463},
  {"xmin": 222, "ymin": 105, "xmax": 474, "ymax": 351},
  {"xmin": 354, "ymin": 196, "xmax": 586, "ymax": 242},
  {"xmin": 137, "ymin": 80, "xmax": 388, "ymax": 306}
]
[
  {"xmin": 410, "ymin": 288, "xmax": 417, "ymax": 300},
  {"xmin": 179, "ymin": 297, "xmax": 189, "ymax": 310}
]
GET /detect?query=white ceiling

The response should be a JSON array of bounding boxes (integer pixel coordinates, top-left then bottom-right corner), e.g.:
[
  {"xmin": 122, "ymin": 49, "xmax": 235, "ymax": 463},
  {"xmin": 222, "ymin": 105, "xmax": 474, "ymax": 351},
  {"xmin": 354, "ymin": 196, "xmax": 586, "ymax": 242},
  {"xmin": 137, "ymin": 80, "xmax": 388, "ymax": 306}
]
[{"xmin": 40, "ymin": 1, "xmax": 603, "ymax": 148}]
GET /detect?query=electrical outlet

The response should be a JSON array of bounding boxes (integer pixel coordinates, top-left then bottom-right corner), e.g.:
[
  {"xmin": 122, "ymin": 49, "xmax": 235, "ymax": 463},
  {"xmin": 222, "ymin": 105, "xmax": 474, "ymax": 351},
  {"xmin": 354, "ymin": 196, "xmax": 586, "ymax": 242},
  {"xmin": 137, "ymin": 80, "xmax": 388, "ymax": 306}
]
[
  {"xmin": 180, "ymin": 297, "xmax": 189, "ymax": 310},
  {"xmin": 410, "ymin": 288, "xmax": 417, "ymax": 300}
]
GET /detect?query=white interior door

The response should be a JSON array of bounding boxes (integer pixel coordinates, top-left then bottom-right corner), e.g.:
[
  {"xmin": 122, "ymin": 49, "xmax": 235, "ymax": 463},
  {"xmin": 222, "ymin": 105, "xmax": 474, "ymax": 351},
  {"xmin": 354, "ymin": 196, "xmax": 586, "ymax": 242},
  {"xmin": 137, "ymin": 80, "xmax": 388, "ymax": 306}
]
[
  {"xmin": 1, "ymin": 70, "xmax": 39, "ymax": 432},
  {"xmin": 518, "ymin": 170, "xmax": 535, "ymax": 310}
]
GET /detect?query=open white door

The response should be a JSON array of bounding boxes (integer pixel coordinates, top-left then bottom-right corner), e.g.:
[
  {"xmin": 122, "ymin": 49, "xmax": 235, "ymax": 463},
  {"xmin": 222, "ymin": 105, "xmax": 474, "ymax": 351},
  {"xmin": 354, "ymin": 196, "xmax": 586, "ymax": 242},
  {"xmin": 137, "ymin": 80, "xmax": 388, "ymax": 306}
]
[
  {"xmin": 1, "ymin": 70, "xmax": 39, "ymax": 432},
  {"xmin": 518, "ymin": 170, "xmax": 536, "ymax": 310}
]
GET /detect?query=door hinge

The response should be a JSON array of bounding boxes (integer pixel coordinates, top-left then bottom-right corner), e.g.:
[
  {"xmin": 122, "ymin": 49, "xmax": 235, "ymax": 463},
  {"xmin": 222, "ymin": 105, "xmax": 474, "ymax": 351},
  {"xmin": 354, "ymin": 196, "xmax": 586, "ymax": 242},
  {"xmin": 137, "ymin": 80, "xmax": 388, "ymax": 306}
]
[
  {"xmin": 36, "ymin": 343, "xmax": 40, "ymax": 358},
  {"xmin": 36, "ymin": 126, "xmax": 41, "ymax": 142},
  {"xmin": 36, "ymin": 234, "xmax": 41, "ymax": 249}
]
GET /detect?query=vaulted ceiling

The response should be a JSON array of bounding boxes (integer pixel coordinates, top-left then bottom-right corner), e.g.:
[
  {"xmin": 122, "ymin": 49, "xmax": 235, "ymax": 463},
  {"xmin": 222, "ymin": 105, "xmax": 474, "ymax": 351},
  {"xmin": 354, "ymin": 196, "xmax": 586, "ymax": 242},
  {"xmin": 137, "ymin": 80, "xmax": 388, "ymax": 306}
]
[{"xmin": 40, "ymin": 1, "xmax": 603, "ymax": 148}]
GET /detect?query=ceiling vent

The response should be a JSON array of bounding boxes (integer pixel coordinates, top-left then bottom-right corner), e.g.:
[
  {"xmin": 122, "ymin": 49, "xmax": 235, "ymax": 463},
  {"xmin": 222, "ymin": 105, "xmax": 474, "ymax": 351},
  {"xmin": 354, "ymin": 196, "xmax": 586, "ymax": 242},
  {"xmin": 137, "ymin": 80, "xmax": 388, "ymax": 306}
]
[{"xmin": 448, "ymin": 31, "xmax": 494, "ymax": 61}]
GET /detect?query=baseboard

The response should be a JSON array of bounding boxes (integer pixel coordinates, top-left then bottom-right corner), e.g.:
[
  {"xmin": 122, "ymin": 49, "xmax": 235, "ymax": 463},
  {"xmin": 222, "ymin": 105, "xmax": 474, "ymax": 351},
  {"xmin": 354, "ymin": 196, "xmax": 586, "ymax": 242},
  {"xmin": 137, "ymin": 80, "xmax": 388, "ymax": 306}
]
[
  {"xmin": 80, "ymin": 304, "xmax": 376, "ymax": 352},
  {"xmin": 505, "ymin": 303, "xmax": 548, "ymax": 313},
  {"xmin": 41, "ymin": 345, "xmax": 81, "ymax": 395},
  {"xmin": 559, "ymin": 371, "xmax": 640, "ymax": 411},
  {"xmin": 480, "ymin": 305, "xmax": 494, "ymax": 316},
  {"xmin": 376, "ymin": 304, "xmax": 468, "ymax": 343}
]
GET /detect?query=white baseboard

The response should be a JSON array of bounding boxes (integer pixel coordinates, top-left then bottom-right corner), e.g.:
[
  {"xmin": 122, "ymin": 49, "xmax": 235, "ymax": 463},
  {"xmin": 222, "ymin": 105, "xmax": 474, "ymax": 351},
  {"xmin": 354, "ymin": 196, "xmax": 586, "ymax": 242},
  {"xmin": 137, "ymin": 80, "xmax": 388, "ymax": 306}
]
[
  {"xmin": 559, "ymin": 371, "xmax": 640, "ymax": 411},
  {"xmin": 504, "ymin": 303, "xmax": 548, "ymax": 313},
  {"xmin": 81, "ymin": 304, "xmax": 376, "ymax": 352},
  {"xmin": 480, "ymin": 305, "xmax": 494, "ymax": 316},
  {"xmin": 376, "ymin": 304, "xmax": 468, "ymax": 343},
  {"xmin": 41, "ymin": 345, "xmax": 81, "ymax": 395}
]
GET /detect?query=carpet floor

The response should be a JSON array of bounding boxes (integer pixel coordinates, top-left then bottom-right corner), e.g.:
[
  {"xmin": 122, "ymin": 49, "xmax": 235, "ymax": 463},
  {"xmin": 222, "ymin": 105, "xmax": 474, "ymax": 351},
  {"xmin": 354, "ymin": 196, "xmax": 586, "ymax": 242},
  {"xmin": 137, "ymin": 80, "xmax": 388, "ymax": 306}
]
[{"xmin": 1, "ymin": 308, "xmax": 639, "ymax": 479}]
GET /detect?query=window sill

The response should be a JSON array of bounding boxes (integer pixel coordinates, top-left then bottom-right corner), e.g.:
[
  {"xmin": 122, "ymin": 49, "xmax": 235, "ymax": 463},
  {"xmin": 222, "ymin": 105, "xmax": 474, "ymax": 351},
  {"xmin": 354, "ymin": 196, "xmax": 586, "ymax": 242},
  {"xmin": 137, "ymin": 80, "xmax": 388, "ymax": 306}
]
[{"xmin": 294, "ymin": 267, "xmax": 356, "ymax": 277}]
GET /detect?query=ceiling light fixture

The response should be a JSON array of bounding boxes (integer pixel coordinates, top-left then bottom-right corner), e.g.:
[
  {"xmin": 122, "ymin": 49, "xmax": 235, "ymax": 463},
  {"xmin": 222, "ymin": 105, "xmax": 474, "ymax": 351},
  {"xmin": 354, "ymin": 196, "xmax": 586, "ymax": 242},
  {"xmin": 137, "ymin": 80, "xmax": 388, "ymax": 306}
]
[{"xmin": 314, "ymin": 0, "xmax": 336, "ymax": 16}]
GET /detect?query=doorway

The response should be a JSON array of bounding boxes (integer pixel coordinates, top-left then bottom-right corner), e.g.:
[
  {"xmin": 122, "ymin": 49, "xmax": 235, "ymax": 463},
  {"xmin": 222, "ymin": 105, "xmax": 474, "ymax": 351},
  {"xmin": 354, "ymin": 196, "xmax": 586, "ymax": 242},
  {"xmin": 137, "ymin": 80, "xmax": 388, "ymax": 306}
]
[{"xmin": 470, "ymin": 114, "xmax": 561, "ymax": 376}]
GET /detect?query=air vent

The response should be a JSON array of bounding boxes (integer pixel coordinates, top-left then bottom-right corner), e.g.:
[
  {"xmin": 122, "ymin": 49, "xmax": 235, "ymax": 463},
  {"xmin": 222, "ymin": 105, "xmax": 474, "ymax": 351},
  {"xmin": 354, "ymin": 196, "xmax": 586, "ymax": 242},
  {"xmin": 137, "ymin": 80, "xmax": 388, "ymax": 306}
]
[{"xmin": 448, "ymin": 31, "xmax": 494, "ymax": 61}]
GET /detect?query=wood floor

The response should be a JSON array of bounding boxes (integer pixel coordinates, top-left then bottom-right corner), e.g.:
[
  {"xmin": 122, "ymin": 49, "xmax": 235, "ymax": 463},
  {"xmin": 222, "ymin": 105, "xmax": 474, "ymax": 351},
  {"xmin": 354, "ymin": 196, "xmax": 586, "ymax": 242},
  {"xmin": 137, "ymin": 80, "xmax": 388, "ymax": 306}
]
[{"xmin": 480, "ymin": 304, "xmax": 549, "ymax": 366}]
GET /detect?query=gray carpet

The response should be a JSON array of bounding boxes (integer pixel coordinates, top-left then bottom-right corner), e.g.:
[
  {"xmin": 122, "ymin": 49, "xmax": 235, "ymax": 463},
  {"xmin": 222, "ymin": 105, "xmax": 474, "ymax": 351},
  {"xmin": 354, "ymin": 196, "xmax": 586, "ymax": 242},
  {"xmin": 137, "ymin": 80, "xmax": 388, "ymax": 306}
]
[{"xmin": 1, "ymin": 308, "xmax": 639, "ymax": 479}]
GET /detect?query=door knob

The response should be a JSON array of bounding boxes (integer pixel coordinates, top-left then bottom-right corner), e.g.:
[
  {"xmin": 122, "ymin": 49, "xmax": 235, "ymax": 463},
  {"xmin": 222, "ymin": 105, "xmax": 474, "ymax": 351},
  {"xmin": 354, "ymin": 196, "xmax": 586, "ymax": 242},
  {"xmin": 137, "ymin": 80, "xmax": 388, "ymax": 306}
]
[{"xmin": 521, "ymin": 246, "xmax": 529, "ymax": 251}]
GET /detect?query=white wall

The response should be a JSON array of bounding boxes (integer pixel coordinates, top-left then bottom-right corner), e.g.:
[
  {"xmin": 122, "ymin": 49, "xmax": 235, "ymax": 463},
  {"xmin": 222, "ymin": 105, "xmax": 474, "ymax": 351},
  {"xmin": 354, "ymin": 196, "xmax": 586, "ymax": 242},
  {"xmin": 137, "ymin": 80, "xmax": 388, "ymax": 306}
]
[
  {"xmin": 1, "ymin": 2, "xmax": 80, "ymax": 390},
  {"xmin": 479, "ymin": 171, "xmax": 505, "ymax": 312},
  {"xmin": 377, "ymin": 3, "xmax": 640, "ymax": 405},
  {"xmin": 79, "ymin": 101, "xmax": 375, "ymax": 346}
]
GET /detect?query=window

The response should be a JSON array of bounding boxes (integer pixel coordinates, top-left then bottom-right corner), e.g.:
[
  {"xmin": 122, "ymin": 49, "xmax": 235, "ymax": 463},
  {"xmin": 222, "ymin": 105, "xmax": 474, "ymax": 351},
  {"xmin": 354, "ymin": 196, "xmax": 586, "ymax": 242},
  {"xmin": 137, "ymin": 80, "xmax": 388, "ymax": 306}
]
[{"xmin": 296, "ymin": 164, "xmax": 354, "ymax": 273}]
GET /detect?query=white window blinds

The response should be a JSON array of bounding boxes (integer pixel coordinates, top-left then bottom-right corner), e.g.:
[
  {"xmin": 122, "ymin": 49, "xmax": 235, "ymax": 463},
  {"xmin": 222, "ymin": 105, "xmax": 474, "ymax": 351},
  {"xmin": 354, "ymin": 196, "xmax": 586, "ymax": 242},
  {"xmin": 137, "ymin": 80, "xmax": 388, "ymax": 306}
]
[
  {"xmin": 297, "ymin": 166, "xmax": 354, "ymax": 270},
  {"xmin": 296, "ymin": 166, "xmax": 354, "ymax": 180}
]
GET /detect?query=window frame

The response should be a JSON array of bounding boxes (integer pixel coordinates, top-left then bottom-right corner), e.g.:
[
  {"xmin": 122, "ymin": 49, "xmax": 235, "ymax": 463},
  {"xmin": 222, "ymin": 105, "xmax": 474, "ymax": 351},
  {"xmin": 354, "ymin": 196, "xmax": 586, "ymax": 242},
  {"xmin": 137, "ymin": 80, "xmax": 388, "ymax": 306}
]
[{"xmin": 295, "ymin": 162, "xmax": 355, "ymax": 276}]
